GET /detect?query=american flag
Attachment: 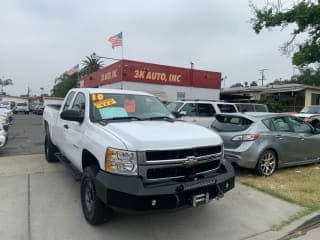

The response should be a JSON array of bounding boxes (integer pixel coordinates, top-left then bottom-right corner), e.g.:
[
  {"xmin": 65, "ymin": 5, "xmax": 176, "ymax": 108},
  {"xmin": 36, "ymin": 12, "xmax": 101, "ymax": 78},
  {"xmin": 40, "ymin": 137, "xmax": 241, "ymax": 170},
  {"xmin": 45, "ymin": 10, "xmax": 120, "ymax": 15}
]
[
  {"xmin": 67, "ymin": 64, "xmax": 80, "ymax": 76},
  {"xmin": 108, "ymin": 32, "xmax": 123, "ymax": 49}
]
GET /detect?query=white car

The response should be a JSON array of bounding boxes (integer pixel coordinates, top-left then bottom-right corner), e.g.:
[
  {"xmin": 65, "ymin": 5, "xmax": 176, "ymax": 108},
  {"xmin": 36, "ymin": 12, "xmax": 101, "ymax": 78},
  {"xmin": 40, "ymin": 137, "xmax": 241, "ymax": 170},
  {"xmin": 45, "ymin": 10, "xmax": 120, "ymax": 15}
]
[
  {"xmin": 167, "ymin": 100, "xmax": 239, "ymax": 128},
  {"xmin": 15, "ymin": 102, "xmax": 29, "ymax": 114},
  {"xmin": 0, "ymin": 123, "xmax": 8, "ymax": 147}
]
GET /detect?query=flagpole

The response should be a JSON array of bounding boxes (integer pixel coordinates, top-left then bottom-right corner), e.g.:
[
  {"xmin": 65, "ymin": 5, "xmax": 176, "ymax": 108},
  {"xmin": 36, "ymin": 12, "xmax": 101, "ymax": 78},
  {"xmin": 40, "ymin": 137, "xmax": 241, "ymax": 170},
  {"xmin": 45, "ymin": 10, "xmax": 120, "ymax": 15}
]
[
  {"xmin": 121, "ymin": 31, "xmax": 124, "ymax": 60},
  {"xmin": 121, "ymin": 32, "xmax": 124, "ymax": 90}
]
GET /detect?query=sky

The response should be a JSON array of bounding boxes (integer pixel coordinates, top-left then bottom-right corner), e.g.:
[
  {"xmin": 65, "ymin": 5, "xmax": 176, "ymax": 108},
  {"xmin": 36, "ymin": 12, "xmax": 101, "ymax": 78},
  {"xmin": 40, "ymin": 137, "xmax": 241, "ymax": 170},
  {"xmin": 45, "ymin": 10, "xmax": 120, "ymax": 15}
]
[{"xmin": 0, "ymin": 0, "xmax": 299, "ymax": 96}]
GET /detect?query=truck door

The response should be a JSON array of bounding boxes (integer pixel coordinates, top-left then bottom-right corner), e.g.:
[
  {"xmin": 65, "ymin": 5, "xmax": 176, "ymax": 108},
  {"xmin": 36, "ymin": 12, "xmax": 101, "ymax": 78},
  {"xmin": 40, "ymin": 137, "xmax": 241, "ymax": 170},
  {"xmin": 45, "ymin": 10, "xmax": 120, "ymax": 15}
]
[
  {"xmin": 195, "ymin": 103, "xmax": 216, "ymax": 128},
  {"xmin": 54, "ymin": 91, "xmax": 76, "ymax": 156},
  {"xmin": 179, "ymin": 103, "xmax": 197, "ymax": 124},
  {"xmin": 62, "ymin": 92, "xmax": 86, "ymax": 170}
]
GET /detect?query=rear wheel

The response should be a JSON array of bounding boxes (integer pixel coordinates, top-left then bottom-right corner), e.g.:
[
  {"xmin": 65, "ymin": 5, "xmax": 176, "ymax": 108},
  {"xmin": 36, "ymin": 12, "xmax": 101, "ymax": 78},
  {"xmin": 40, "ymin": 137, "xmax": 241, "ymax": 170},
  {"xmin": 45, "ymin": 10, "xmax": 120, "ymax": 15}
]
[
  {"xmin": 44, "ymin": 135, "xmax": 59, "ymax": 162},
  {"xmin": 255, "ymin": 150, "xmax": 277, "ymax": 176},
  {"xmin": 81, "ymin": 166, "xmax": 113, "ymax": 225}
]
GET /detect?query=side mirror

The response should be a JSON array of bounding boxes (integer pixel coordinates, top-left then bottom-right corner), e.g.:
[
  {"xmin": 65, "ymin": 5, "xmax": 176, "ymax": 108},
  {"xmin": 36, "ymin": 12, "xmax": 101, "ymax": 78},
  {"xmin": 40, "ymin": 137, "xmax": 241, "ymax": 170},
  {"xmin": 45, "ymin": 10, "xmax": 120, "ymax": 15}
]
[
  {"xmin": 172, "ymin": 111, "xmax": 187, "ymax": 118},
  {"xmin": 60, "ymin": 110, "xmax": 84, "ymax": 123}
]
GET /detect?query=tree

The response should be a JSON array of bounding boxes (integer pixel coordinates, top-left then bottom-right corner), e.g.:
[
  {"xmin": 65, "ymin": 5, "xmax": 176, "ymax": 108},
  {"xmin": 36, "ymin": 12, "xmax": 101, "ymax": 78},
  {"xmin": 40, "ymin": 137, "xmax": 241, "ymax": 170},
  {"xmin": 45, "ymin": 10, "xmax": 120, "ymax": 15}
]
[
  {"xmin": 230, "ymin": 83, "xmax": 244, "ymax": 88},
  {"xmin": 0, "ymin": 78, "xmax": 13, "ymax": 94},
  {"xmin": 267, "ymin": 66, "xmax": 320, "ymax": 86},
  {"xmin": 244, "ymin": 81, "xmax": 249, "ymax": 87},
  {"xmin": 81, "ymin": 55, "xmax": 104, "ymax": 76},
  {"xmin": 250, "ymin": 1, "xmax": 320, "ymax": 66},
  {"xmin": 51, "ymin": 73, "xmax": 78, "ymax": 97},
  {"xmin": 259, "ymin": 97, "xmax": 286, "ymax": 113},
  {"xmin": 250, "ymin": 81, "xmax": 258, "ymax": 86}
]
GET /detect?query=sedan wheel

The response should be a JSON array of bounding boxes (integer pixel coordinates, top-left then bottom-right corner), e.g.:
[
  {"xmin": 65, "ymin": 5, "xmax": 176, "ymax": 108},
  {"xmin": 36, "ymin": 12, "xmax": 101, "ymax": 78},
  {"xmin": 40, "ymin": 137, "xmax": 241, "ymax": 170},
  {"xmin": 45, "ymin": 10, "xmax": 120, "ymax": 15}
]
[{"xmin": 255, "ymin": 150, "xmax": 277, "ymax": 176}]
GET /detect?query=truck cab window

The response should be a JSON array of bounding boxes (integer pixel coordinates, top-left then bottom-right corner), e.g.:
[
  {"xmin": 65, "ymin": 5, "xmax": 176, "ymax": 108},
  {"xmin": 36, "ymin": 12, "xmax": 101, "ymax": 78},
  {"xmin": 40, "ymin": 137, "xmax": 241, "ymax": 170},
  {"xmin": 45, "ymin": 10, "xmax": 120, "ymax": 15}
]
[
  {"xmin": 63, "ymin": 91, "xmax": 75, "ymax": 111},
  {"xmin": 197, "ymin": 104, "xmax": 215, "ymax": 117},
  {"xmin": 71, "ymin": 93, "xmax": 86, "ymax": 117}
]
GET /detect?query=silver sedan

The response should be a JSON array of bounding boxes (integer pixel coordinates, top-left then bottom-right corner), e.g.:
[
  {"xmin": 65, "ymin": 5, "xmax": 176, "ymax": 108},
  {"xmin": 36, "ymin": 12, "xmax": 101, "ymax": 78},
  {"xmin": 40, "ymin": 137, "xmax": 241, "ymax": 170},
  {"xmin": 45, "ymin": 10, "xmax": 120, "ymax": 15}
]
[{"xmin": 211, "ymin": 112, "xmax": 320, "ymax": 176}]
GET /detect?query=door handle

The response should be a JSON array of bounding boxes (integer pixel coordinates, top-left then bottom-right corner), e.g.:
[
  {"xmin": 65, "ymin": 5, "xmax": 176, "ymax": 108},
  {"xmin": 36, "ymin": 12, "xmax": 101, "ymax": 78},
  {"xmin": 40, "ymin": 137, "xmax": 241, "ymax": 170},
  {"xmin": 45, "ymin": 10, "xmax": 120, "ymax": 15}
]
[
  {"xmin": 63, "ymin": 124, "xmax": 69, "ymax": 129},
  {"xmin": 275, "ymin": 135, "xmax": 283, "ymax": 140},
  {"xmin": 299, "ymin": 136, "xmax": 305, "ymax": 141}
]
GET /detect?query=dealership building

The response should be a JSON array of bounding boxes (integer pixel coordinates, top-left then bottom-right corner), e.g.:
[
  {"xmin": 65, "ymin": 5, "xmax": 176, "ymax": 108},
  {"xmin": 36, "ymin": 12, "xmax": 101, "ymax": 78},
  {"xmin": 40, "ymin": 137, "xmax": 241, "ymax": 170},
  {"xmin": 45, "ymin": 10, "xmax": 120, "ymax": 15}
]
[{"xmin": 79, "ymin": 59, "xmax": 222, "ymax": 101}]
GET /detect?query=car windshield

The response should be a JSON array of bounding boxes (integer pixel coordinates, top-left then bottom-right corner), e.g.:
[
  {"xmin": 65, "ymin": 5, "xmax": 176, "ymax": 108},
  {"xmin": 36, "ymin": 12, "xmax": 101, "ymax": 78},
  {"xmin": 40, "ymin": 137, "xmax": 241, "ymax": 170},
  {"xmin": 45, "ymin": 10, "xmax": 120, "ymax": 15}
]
[
  {"xmin": 300, "ymin": 106, "xmax": 320, "ymax": 114},
  {"xmin": 90, "ymin": 93, "xmax": 173, "ymax": 122},
  {"xmin": 166, "ymin": 102, "xmax": 183, "ymax": 112},
  {"xmin": 211, "ymin": 115, "xmax": 253, "ymax": 132}
]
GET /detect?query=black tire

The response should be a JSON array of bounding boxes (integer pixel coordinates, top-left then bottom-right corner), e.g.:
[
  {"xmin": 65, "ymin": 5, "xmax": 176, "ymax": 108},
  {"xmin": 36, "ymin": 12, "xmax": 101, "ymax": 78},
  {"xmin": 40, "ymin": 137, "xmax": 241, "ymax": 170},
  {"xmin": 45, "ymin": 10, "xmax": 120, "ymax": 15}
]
[
  {"xmin": 44, "ymin": 135, "xmax": 59, "ymax": 162},
  {"xmin": 255, "ymin": 150, "xmax": 277, "ymax": 176},
  {"xmin": 81, "ymin": 166, "xmax": 113, "ymax": 225}
]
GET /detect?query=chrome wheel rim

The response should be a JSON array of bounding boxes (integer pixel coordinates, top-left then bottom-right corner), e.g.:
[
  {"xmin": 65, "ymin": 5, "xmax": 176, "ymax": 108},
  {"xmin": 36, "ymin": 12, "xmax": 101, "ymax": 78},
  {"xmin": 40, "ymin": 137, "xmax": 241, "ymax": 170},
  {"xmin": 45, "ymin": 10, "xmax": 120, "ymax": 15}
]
[{"xmin": 260, "ymin": 152, "xmax": 276, "ymax": 176}]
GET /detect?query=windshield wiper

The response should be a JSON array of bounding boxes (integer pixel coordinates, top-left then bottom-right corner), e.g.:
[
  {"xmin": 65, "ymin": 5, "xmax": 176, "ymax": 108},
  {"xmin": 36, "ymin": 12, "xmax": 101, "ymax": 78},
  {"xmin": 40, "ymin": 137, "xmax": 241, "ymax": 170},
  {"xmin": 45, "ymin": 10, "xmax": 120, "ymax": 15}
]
[
  {"xmin": 97, "ymin": 116, "xmax": 142, "ymax": 125},
  {"xmin": 143, "ymin": 116, "xmax": 175, "ymax": 122}
]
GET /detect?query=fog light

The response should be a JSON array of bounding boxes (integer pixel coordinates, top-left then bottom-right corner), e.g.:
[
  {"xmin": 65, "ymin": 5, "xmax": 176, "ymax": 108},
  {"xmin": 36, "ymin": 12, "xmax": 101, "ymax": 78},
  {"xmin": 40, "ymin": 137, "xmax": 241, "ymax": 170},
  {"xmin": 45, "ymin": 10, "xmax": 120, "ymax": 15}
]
[{"xmin": 151, "ymin": 200, "xmax": 157, "ymax": 206}]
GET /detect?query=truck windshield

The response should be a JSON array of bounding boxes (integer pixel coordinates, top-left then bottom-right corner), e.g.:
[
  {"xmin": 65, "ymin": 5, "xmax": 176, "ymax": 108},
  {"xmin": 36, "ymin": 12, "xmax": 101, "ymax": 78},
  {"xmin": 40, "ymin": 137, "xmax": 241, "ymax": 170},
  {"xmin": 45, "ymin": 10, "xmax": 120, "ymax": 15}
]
[{"xmin": 90, "ymin": 93, "xmax": 173, "ymax": 122}]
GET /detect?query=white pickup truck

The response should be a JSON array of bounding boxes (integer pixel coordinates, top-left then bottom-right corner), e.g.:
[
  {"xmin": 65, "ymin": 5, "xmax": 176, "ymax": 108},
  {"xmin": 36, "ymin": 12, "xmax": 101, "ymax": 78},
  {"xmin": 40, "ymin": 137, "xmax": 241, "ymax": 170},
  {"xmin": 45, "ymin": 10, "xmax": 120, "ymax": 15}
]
[{"xmin": 43, "ymin": 88, "xmax": 234, "ymax": 225}]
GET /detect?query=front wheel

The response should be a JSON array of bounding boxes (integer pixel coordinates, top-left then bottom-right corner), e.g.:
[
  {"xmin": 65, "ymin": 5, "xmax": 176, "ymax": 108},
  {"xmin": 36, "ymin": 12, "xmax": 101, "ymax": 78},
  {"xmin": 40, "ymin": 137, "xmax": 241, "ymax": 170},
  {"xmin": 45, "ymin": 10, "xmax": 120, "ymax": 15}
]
[
  {"xmin": 81, "ymin": 166, "xmax": 113, "ymax": 225},
  {"xmin": 255, "ymin": 150, "xmax": 277, "ymax": 176}
]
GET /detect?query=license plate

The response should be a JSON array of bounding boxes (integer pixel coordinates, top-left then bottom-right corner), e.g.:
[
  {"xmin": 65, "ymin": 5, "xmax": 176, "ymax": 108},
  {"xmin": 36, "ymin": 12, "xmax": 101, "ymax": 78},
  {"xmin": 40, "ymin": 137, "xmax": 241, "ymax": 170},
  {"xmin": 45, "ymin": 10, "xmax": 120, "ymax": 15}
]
[{"xmin": 192, "ymin": 192, "xmax": 210, "ymax": 207}]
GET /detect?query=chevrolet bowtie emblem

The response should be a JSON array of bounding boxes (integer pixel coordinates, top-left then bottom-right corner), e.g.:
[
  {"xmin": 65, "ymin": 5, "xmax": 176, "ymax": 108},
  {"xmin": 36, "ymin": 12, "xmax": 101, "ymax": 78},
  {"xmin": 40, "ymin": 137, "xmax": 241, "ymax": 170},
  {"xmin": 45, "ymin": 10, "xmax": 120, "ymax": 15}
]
[{"xmin": 184, "ymin": 157, "xmax": 198, "ymax": 166}]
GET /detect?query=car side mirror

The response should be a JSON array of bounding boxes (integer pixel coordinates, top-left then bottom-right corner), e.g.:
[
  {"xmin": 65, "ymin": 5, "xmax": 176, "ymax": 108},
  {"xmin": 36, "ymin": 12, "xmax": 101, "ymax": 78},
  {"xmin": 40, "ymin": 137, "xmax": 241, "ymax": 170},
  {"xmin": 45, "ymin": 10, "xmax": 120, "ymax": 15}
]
[
  {"xmin": 60, "ymin": 110, "xmax": 84, "ymax": 123},
  {"xmin": 172, "ymin": 111, "xmax": 187, "ymax": 118}
]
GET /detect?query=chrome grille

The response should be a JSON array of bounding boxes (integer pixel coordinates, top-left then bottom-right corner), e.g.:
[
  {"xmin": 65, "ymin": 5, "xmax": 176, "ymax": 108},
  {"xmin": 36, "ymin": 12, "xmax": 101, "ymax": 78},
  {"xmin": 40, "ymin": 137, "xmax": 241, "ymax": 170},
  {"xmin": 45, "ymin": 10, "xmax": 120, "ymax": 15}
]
[{"xmin": 140, "ymin": 145, "xmax": 222, "ymax": 182}]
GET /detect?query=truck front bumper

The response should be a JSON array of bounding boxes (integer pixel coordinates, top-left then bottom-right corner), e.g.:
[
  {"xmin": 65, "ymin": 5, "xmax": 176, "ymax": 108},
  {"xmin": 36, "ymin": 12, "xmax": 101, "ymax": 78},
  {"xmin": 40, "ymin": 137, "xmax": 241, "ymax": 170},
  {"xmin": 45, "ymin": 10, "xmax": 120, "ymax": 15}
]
[{"xmin": 94, "ymin": 161, "xmax": 235, "ymax": 212}]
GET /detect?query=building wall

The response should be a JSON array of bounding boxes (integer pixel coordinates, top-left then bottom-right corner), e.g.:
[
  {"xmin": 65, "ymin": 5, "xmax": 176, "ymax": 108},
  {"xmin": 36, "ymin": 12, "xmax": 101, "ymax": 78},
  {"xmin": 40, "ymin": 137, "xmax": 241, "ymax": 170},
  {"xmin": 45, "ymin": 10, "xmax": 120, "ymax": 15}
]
[
  {"xmin": 99, "ymin": 81, "xmax": 220, "ymax": 101},
  {"xmin": 80, "ymin": 59, "xmax": 221, "ymax": 101},
  {"xmin": 304, "ymin": 89, "xmax": 320, "ymax": 106},
  {"xmin": 0, "ymin": 96, "xmax": 28, "ymax": 104}
]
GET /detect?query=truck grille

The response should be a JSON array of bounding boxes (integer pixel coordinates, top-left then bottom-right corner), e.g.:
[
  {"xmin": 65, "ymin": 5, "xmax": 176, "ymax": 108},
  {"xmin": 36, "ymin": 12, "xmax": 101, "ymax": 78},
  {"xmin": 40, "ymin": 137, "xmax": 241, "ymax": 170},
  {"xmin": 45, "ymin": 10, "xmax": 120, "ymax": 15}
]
[
  {"xmin": 145, "ymin": 146, "xmax": 222, "ymax": 161},
  {"xmin": 147, "ymin": 160, "xmax": 220, "ymax": 180},
  {"xmin": 140, "ymin": 145, "xmax": 222, "ymax": 182}
]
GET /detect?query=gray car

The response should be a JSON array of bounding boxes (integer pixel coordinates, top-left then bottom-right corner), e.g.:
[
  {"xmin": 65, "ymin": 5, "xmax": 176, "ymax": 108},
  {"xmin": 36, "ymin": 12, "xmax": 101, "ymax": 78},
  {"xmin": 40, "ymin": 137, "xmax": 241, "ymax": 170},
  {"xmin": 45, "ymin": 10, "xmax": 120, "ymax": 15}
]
[{"xmin": 210, "ymin": 112, "xmax": 320, "ymax": 176}]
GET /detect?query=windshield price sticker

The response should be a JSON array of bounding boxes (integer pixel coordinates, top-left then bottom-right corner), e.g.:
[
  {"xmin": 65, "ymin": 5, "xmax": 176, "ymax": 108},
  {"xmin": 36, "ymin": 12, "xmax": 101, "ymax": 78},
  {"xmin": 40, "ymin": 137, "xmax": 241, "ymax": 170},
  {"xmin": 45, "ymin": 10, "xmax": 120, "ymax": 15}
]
[
  {"xmin": 91, "ymin": 93, "xmax": 104, "ymax": 101},
  {"xmin": 94, "ymin": 98, "xmax": 117, "ymax": 109}
]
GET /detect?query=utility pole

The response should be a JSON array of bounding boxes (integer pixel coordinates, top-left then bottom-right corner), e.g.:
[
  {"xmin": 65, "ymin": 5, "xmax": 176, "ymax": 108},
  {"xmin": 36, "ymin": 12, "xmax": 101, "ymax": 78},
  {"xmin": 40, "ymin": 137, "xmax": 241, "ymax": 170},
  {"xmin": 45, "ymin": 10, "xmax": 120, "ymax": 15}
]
[
  {"xmin": 27, "ymin": 87, "xmax": 30, "ymax": 97},
  {"xmin": 258, "ymin": 69, "xmax": 268, "ymax": 86}
]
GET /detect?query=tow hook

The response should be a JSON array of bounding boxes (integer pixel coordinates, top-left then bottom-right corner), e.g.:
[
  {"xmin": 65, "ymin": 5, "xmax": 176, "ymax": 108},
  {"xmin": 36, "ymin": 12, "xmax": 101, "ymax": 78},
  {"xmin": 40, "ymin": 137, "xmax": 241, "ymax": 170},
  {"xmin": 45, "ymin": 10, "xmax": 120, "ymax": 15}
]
[{"xmin": 216, "ymin": 184, "xmax": 224, "ymax": 200}]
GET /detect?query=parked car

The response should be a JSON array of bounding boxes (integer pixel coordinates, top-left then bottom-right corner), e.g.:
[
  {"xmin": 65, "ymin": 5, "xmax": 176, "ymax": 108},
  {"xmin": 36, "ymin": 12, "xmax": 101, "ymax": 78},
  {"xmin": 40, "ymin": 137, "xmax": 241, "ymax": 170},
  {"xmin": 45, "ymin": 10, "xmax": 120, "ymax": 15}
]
[
  {"xmin": 210, "ymin": 112, "xmax": 320, "ymax": 176},
  {"xmin": 294, "ymin": 105, "xmax": 320, "ymax": 121},
  {"xmin": 43, "ymin": 88, "xmax": 235, "ymax": 225},
  {"xmin": 33, "ymin": 104, "xmax": 45, "ymax": 115},
  {"xmin": 236, "ymin": 103, "xmax": 268, "ymax": 112},
  {"xmin": 15, "ymin": 102, "xmax": 29, "ymax": 114},
  {"xmin": 0, "ymin": 123, "xmax": 8, "ymax": 148},
  {"xmin": 167, "ymin": 100, "xmax": 239, "ymax": 128},
  {"xmin": 0, "ymin": 106, "xmax": 13, "ymax": 122}
]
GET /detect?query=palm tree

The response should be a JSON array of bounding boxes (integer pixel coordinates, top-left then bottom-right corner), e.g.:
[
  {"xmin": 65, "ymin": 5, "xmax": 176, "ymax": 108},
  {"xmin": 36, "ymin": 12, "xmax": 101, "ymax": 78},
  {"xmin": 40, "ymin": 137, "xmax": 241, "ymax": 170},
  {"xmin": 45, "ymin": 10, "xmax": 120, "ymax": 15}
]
[
  {"xmin": 81, "ymin": 55, "xmax": 104, "ymax": 76},
  {"xmin": 0, "ymin": 78, "xmax": 13, "ymax": 94}
]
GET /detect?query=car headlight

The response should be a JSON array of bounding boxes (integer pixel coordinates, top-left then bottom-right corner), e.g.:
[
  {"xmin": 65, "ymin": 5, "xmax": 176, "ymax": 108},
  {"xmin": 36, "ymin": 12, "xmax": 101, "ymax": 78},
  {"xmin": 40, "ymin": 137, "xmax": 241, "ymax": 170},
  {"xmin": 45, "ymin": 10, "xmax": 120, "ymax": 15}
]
[{"xmin": 105, "ymin": 148, "xmax": 137, "ymax": 175}]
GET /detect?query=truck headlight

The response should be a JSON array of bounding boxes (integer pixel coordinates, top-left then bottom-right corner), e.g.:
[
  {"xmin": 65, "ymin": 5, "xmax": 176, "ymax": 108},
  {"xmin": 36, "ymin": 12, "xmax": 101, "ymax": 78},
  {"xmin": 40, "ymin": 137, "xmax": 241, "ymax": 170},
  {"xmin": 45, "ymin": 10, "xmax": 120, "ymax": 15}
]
[{"xmin": 105, "ymin": 148, "xmax": 137, "ymax": 175}]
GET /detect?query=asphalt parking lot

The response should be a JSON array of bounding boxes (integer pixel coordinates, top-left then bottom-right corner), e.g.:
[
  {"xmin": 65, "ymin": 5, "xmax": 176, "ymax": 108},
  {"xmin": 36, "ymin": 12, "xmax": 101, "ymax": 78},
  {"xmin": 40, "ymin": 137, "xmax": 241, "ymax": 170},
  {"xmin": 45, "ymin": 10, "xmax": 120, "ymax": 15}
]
[
  {"xmin": 0, "ymin": 114, "xmax": 44, "ymax": 157},
  {"xmin": 0, "ymin": 114, "xmax": 309, "ymax": 240}
]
